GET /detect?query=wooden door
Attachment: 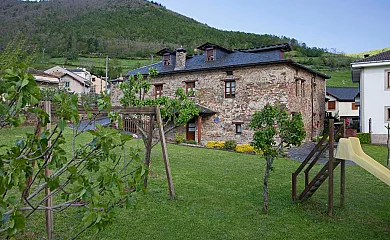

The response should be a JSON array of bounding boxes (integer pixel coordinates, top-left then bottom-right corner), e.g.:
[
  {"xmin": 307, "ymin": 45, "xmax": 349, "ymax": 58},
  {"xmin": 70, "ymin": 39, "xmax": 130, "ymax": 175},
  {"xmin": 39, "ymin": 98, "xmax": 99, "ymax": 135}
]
[{"xmin": 186, "ymin": 120, "xmax": 196, "ymax": 141}]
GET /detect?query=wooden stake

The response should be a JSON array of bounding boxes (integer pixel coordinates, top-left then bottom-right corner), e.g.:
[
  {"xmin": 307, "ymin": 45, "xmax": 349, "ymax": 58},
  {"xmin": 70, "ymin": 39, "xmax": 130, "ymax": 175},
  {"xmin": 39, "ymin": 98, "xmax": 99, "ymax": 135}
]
[
  {"xmin": 44, "ymin": 101, "xmax": 54, "ymax": 239},
  {"xmin": 328, "ymin": 119, "xmax": 334, "ymax": 217},
  {"xmin": 144, "ymin": 114, "xmax": 154, "ymax": 189},
  {"xmin": 197, "ymin": 115, "xmax": 202, "ymax": 145},
  {"xmin": 340, "ymin": 160, "xmax": 345, "ymax": 208},
  {"xmin": 155, "ymin": 106, "xmax": 175, "ymax": 199}
]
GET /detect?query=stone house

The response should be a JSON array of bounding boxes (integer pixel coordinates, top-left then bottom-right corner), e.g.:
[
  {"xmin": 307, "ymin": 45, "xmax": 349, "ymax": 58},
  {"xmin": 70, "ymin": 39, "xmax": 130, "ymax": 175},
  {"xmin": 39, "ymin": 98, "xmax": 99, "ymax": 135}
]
[{"xmin": 112, "ymin": 43, "xmax": 329, "ymax": 144}]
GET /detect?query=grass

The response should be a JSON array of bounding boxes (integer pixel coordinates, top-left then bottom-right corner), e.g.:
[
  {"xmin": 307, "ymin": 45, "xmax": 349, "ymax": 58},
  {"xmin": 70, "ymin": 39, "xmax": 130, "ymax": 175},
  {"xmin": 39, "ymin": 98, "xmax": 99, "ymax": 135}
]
[
  {"xmin": 1, "ymin": 127, "xmax": 389, "ymax": 239},
  {"xmin": 324, "ymin": 69, "xmax": 358, "ymax": 88}
]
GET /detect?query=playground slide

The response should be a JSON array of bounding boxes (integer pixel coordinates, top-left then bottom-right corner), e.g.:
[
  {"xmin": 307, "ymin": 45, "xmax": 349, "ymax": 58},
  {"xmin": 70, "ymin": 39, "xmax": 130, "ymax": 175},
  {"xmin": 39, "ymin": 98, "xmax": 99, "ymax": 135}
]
[{"xmin": 336, "ymin": 137, "xmax": 390, "ymax": 186}]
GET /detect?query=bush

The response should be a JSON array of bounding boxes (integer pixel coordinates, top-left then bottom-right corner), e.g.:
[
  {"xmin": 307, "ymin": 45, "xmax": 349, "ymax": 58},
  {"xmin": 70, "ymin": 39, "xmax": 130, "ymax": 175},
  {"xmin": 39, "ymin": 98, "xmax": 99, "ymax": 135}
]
[
  {"xmin": 357, "ymin": 133, "xmax": 371, "ymax": 144},
  {"xmin": 174, "ymin": 132, "xmax": 185, "ymax": 144},
  {"xmin": 185, "ymin": 140, "xmax": 197, "ymax": 145},
  {"xmin": 224, "ymin": 140, "xmax": 237, "ymax": 150},
  {"xmin": 235, "ymin": 144, "xmax": 262, "ymax": 154},
  {"xmin": 206, "ymin": 141, "xmax": 225, "ymax": 149}
]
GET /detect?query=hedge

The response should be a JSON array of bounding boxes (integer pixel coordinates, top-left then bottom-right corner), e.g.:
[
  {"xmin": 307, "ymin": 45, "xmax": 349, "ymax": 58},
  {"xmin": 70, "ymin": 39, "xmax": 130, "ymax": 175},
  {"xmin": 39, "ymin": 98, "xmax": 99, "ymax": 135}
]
[{"xmin": 357, "ymin": 133, "xmax": 371, "ymax": 144}]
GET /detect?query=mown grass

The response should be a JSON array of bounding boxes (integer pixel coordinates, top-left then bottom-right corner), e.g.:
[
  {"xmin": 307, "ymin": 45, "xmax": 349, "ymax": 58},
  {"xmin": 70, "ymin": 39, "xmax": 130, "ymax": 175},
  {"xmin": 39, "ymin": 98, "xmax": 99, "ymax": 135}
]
[
  {"xmin": 324, "ymin": 69, "xmax": 358, "ymax": 88},
  {"xmin": 0, "ymin": 127, "xmax": 389, "ymax": 239}
]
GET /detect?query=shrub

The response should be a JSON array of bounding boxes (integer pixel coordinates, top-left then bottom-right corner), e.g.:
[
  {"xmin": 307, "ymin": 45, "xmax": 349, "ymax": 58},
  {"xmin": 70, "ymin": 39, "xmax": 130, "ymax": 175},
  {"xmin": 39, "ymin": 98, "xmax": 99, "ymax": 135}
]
[
  {"xmin": 235, "ymin": 144, "xmax": 262, "ymax": 154},
  {"xmin": 357, "ymin": 133, "xmax": 371, "ymax": 144},
  {"xmin": 186, "ymin": 140, "xmax": 197, "ymax": 144},
  {"xmin": 206, "ymin": 141, "xmax": 225, "ymax": 149},
  {"xmin": 224, "ymin": 140, "xmax": 237, "ymax": 150},
  {"xmin": 174, "ymin": 132, "xmax": 185, "ymax": 144}
]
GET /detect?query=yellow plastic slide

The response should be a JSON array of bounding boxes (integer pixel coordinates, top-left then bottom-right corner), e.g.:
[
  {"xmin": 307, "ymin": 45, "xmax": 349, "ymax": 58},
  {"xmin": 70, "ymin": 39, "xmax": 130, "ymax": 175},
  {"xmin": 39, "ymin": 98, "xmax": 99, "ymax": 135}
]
[{"xmin": 336, "ymin": 137, "xmax": 390, "ymax": 186}]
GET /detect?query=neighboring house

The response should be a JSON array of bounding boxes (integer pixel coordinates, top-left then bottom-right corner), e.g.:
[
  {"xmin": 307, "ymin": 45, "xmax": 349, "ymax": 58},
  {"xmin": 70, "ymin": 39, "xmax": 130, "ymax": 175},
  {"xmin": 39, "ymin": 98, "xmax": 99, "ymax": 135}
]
[
  {"xmin": 29, "ymin": 69, "xmax": 59, "ymax": 87},
  {"xmin": 351, "ymin": 50, "xmax": 390, "ymax": 144},
  {"xmin": 326, "ymin": 87, "xmax": 359, "ymax": 121},
  {"xmin": 90, "ymin": 75, "xmax": 108, "ymax": 93},
  {"xmin": 112, "ymin": 42, "xmax": 329, "ymax": 144},
  {"xmin": 45, "ymin": 66, "xmax": 92, "ymax": 93}
]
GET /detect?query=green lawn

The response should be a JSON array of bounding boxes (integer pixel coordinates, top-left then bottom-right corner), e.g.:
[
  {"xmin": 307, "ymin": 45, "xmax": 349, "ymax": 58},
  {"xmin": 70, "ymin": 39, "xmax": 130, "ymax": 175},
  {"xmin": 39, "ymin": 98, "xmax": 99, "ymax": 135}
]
[
  {"xmin": 0, "ymin": 127, "xmax": 389, "ymax": 239},
  {"xmin": 324, "ymin": 69, "xmax": 358, "ymax": 88}
]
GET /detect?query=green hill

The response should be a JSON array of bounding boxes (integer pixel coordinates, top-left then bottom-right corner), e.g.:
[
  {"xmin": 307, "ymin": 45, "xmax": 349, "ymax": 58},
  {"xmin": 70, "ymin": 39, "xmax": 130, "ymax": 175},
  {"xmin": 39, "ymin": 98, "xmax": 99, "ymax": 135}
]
[
  {"xmin": 0, "ymin": 0, "xmax": 305, "ymax": 59},
  {"xmin": 346, "ymin": 47, "xmax": 390, "ymax": 59}
]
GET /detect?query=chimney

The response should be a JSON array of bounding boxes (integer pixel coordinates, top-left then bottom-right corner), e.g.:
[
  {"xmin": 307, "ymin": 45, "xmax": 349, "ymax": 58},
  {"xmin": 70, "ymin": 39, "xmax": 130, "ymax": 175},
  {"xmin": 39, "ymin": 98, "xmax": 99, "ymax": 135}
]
[
  {"xmin": 174, "ymin": 47, "xmax": 187, "ymax": 70},
  {"xmin": 364, "ymin": 54, "xmax": 370, "ymax": 58}
]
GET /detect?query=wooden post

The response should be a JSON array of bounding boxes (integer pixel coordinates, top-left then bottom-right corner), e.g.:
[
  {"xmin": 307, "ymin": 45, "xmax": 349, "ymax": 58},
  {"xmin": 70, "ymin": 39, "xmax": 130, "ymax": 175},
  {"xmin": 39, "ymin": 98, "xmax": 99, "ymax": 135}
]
[
  {"xmin": 143, "ymin": 114, "xmax": 154, "ymax": 189},
  {"xmin": 197, "ymin": 115, "xmax": 202, "ymax": 145},
  {"xmin": 292, "ymin": 173, "xmax": 297, "ymax": 201},
  {"xmin": 340, "ymin": 160, "xmax": 345, "ymax": 208},
  {"xmin": 44, "ymin": 101, "xmax": 54, "ymax": 239},
  {"xmin": 155, "ymin": 106, "xmax": 175, "ymax": 199},
  {"xmin": 328, "ymin": 119, "xmax": 334, "ymax": 217}
]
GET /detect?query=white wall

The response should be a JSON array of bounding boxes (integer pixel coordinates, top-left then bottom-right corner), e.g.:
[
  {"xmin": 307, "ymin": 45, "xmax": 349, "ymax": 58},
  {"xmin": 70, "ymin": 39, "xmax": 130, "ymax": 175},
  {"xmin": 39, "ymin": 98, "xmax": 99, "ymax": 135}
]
[
  {"xmin": 61, "ymin": 75, "xmax": 89, "ymax": 94},
  {"xmin": 361, "ymin": 65, "xmax": 390, "ymax": 134},
  {"xmin": 326, "ymin": 95, "xmax": 358, "ymax": 118}
]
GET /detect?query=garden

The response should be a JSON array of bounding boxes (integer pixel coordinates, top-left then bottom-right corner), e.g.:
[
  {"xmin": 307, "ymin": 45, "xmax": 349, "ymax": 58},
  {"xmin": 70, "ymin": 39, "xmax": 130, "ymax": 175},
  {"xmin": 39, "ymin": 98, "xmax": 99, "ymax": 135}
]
[{"xmin": 0, "ymin": 127, "xmax": 388, "ymax": 239}]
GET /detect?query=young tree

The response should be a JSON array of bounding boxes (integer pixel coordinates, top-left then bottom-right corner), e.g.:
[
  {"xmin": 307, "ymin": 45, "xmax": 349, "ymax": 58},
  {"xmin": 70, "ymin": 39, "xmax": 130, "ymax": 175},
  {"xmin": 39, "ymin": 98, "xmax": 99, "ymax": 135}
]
[
  {"xmin": 0, "ymin": 67, "xmax": 146, "ymax": 239},
  {"xmin": 250, "ymin": 104, "xmax": 306, "ymax": 212}
]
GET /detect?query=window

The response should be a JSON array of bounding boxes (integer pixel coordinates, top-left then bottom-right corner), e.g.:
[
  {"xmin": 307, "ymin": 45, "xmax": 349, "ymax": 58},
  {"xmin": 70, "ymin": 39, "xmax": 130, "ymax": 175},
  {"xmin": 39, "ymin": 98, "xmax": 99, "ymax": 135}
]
[
  {"xmin": 351, "ymin": 103, "xmax": 358, "ymax": 110},
  {"xmin": 225, "ymin": 81, "xmax": 236, "ymax": 98},
  {"xmin": 295, "ymin": 80, "xmax": 299, "ymax": 97},
  {"xmin": 163, "ymin": 54, "xmax": 171, "ymax": 66},
  {"xmin": 186, "ymin": 81, "xmax": 196, "ymax": 96},
  {"xmin": 206, "ymin": 48, "xmax": 215, "ymax": 62},
  {"xmin": 226, "ymin": 71, "xmax": 233, "ymax": 76},
  {"xmin": 301, "ymin": 80, "xmax": 305, "ymax": 97},
  {"xmin": 155, "ymin": 84, "xmax": 163, "ymax": 98},
  {"xmin": 386, "ymin": 107, "xmax": 390, "ymax": 121},
  {"xmin": 64, "ymin": 81, "xmax": 70, "ymax": 88},
  {"xmin": 92, "ymin": 77, "xmax": 96, "ymax": 82},
  {"xmin": 328, "ymin": 101, "xmax": 336, "ymax": 110},
  {"xmin": 91, "ymin": 86, "xmax": 96, "ymax": 93},
  {"xmin": 235, "ymin": 124, "xmax": 242, "ymax": 134}
]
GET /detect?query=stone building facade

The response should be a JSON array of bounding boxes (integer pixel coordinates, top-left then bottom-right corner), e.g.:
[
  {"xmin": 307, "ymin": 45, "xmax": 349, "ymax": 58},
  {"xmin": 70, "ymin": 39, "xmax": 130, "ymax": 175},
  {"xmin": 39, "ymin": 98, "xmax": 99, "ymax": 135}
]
[{"xmin": 112, "ymin": 43, "xmax": 328, "ymax": 144}]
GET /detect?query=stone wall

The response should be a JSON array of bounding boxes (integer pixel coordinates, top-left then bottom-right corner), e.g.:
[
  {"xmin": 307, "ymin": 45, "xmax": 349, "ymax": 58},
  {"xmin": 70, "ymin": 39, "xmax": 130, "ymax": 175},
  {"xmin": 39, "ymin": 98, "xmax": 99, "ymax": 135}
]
[{"xmin": 111, "ymin": 63, "xmax": 326, "ymax": 144}]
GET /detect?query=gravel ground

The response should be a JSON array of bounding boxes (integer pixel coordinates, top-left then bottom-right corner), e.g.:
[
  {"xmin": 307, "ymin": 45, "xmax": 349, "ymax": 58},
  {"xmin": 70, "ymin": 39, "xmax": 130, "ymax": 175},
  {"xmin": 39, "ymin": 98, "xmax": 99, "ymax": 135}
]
[{"xmin": 287, "ymin": 142, "xmax": 354, "ymax": 165}]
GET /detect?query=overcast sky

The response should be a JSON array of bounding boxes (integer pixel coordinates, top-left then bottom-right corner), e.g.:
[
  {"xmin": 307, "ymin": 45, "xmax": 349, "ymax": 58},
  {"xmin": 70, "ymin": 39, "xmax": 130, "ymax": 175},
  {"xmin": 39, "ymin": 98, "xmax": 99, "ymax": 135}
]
[{"xmin": 158, "ymin": 0, "xmax": 389, "ymax": 53}]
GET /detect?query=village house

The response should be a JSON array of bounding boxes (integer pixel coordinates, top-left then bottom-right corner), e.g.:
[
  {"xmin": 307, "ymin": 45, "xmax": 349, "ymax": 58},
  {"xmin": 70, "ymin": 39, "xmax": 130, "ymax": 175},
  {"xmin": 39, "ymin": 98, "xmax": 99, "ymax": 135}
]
[
  {"xmin": 44, "ymin": 66, "xmax": 92, "ymax": 94},
  {"xmin": 351, "ymin": 50, "xmax": 390, "ymax": 144},
  {"xmin": 112, "ymin": 43, "xmax": 329, "ymax": 144},
  {"xmin": 326, "ymin": 86, "xmax": 359, "ymax": 123},
  {"xmin": 29, "ymin": 69, "xmax": 60, "ymax": 87}
]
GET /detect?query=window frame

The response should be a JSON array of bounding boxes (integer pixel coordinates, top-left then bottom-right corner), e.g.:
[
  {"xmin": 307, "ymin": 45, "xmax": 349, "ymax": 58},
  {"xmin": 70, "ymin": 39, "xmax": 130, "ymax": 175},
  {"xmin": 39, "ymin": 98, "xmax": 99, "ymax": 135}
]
[
  {"xmin": 154, "ymin": 84, "xmax": 163, "ymax": 98},
  {"xmin": 64, "ymin": 81, "xmax": 70, "ymax": 88},
  {"xmin": 235, "ymin": 123, "xmax": 242, "ymax": 134},
  {"xmin": 163, "ymin": 54, "xmax": 171, "ymax": 66},
  {"xmin": 90, "ymin": 86, "xmax": 96, "ymax": 93},
  {"xmin": 328, "ymin": 101, "xmax": 336, "ymax": 110},
  {"xmin": 225, "ymin": 80, "xmax": 236, "ymax": 98},
  {"xmin": 185, "ymin": 81, "xmax": 196, "ymax": 96},
  {"xmin": 206, "ymin": 48, "xmax": 215, "ymax": 62},
  {"xmin": 351, "ymin": 102, "xmax": 358, "ymax": 110}
]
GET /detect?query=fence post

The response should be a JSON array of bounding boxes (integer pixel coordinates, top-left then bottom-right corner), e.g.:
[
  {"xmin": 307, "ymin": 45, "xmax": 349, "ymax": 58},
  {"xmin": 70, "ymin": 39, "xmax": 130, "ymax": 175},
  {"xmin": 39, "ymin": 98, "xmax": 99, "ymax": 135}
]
[{"xmin": 144, "ymin": 114, "xmax": 154, "ymax": 189}]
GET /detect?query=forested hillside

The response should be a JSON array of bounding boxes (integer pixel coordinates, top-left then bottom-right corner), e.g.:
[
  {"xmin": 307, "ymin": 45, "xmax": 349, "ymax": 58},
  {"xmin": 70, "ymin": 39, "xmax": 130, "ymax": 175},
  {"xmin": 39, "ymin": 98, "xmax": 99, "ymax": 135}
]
[{"xmin": 1, "ymin": 0, "xmax": 327, "ymax": 59}]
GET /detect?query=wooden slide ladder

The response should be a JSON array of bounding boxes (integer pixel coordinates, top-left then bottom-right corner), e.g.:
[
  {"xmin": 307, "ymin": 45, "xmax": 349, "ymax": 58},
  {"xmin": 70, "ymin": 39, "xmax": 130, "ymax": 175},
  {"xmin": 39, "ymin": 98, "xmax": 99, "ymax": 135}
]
[{"xmin": 292, "ymin": 119, "xmax": 345, "ymax": 216}]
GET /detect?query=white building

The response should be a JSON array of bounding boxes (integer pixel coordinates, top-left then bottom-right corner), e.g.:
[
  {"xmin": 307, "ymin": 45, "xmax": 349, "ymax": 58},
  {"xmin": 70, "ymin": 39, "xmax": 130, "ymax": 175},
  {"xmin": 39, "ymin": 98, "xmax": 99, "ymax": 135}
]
[
  {"xmin": 351, "ymin": 50, "xmax": 390, "ymax": 144},
  {"xmin": 45, "ymin": 66, "xmax": 92, "ymax": 94},
  {"xmin": 326, "ymin": 87, "xmax": 359, "ymax": 121}
]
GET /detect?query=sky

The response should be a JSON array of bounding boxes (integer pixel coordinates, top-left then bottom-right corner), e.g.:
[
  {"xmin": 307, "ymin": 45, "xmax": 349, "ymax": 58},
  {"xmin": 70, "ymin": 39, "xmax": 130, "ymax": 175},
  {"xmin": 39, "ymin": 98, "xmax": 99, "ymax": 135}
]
[{"xmin": 158, "ymin": 0, "xmax": 389, "ymax": 53}]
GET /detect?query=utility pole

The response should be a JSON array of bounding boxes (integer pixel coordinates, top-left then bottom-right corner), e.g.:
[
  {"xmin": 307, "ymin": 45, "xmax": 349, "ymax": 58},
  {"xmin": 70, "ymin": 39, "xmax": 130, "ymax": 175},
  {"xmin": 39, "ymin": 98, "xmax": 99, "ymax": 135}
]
[
  {"xmin": 151, "ymin": 54, "xmax": 154, "ymax": 64},
  {"xmin": 105, "ymin": 56, "xmax": 109, "ymax": 81}
]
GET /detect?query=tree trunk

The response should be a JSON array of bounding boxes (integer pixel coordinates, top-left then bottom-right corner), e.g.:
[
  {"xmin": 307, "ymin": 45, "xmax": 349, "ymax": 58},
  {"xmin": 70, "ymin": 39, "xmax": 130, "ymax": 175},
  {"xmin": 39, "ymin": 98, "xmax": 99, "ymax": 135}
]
[{"xmin": 262, "ymin": 156, "xmax": 272, "ymax": 213}]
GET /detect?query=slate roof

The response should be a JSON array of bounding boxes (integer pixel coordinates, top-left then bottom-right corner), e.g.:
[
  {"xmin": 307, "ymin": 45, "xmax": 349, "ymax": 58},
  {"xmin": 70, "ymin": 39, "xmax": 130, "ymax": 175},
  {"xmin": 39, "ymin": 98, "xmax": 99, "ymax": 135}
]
[
  {"xmin": 127, "ymin": 47, "xmax": 329, "ymax": 79},
  {"xmin": 326, "ymin": 87, "xmax": 359, "ymax": 102},
  {"xmin": 354, "ymin": 50, "xmax": 390, "ymax": 63}
]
